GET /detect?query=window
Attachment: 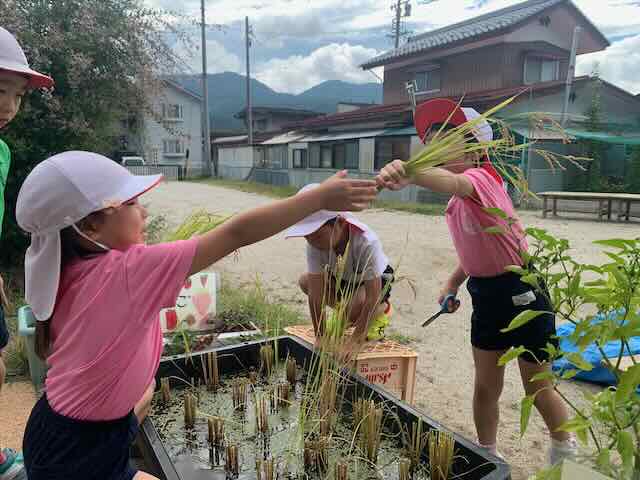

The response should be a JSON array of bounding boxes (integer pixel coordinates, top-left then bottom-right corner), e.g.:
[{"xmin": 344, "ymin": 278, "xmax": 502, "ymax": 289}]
[
  {"xmin": 265, "ymin": 145, "xmax": 287, "ymax": 168},
  {"xmin": 293, "ymin": 149, "xmax": 307, "ymax": 169},
  {"xmin": 256, "ymin": 119, "xmax": 268, "ymax": 131},
  {"xmin": 308, "ymin": 142, "xmax": 358, "ymax": 169},
  {"xmin": 163, "ymin": 139, "xmax": 184, "ymax": 155},
  {"xmin": 375, "ymin": 137, "xmax": 411, "ymax": 171},
  {"xmin": 321, "ymin": 145, "xmax": 332, "ymax": 168},
  {"xmin": 162, "ymin": 103, "xmax": 184, "ymax": 120},
  {"xmin": 415, "ymin": 68, "xmax": 441, "ymax": 93},
  {"xmin": 524, "ymin": 57, "xmax": 559, "ymax": 84}
]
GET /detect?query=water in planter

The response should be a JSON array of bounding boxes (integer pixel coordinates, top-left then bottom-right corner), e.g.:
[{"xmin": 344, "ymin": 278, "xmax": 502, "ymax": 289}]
[{"xmin": 150, "ymin": 363, "xmax": 435, "ymax": 480}]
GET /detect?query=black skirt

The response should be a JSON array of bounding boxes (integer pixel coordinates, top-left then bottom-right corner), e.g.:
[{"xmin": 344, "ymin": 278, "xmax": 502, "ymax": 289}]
[{"xmin": 23, "ymin": 394, "xmax": 139, "ymax": 480}]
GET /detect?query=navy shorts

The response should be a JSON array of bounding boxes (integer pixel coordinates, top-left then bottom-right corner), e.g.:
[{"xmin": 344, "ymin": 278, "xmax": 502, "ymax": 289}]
[
  {"xmin": 0, "ymin": 304, "xmax": 9, "ymax": 350},
  {"xmin": 23, "ymin": 395, "xmax": 139, "ymax": 480},
  {"xmin": 467, "ymin": 272, "xmax": 558, "ymax": 363}
]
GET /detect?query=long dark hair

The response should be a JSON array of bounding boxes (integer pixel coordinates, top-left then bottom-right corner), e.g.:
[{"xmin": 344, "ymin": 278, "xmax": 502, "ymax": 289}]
[{"xmin": 35, "ymin": 211, "xmax": 108, "ymax": 360}]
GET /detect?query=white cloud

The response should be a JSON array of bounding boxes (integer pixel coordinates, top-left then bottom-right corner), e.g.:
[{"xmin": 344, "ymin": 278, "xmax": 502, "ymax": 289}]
[
  {"xmin": 577, "ymin": 34, "xmax": 640, "ymax": 94},
  {"xmin": 173, "ymin": 37, "xmax": 242, "ymax": 74},
  {"xmin": 255, "ymin": 43, "xmax": 381, "ymax": 94}
]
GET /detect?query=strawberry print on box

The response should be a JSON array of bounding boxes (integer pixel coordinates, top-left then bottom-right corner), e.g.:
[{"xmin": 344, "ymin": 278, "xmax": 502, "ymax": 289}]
[{"xmin": 160, "ymin": 273, "xmax": 218, "ymax": 333}]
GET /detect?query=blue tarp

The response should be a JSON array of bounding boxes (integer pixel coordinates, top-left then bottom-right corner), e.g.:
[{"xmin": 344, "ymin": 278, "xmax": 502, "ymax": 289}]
[{"xmin": 552, "ymin": 314, "xmax": 640, "ymax": 386}]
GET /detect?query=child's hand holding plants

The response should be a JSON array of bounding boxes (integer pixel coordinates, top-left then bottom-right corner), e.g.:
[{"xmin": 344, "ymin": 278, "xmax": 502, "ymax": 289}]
[
  {"xmin": 317, "ymin": 170, "xmax": 378, "ymax": 211},
  {"xmin": 376, "ymin": 160, "xmax": 412, "ymax": 191}
]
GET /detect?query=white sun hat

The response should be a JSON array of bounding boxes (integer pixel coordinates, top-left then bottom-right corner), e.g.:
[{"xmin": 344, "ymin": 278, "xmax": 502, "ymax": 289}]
[
  {"xmin": 0, "ymin": 27, "xmax": 54, "ymax": 89},
  {"xmin": 16, "ymin": 151, "xmax": 162, "ymax": 321},
  {"xmin": 285, "ymin": 183, "xmax": 367, "ymax": 238}
]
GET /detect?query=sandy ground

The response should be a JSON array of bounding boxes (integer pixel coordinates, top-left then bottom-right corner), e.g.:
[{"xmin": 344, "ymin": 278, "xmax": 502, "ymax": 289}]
[
  {"xmin": 1, "ymin": 180, "xmax": 635, "ymax": 478},
  {"xmin": 0, "ymin": 380, "xmax": 36, "ymax": 450},
  {"xmin": 145, "ymin": 180, "xmax": 640, "ymax": 480}
]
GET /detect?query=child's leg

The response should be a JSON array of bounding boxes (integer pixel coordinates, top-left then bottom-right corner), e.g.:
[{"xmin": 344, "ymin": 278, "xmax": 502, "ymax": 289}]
[
  {"xmin": 472, "ymin": 347, "xmax": 507, "ymax": 446},
  {"xmin": 517, "ymin": 358, "xmax": 570, "ymax": 441},
  {"xmin": 134, "ymin": 380, "xmax": 156, "ymax": 425}
]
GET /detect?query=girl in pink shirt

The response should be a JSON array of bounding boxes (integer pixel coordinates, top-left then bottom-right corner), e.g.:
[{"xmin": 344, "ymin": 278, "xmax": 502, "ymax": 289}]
[
  {"xmin": 16, "ymin": 151, "xmax": 376, "ymax": 480},
  {"xmin": 376, "ymin": 99, "xmax": 575, "ymax": 465}
]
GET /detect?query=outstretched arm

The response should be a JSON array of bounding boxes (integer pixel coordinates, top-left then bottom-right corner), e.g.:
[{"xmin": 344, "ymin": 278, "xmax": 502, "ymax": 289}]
[
  {"xmin": 376, "ymin": 160, "xmax": 475, "ymax": 198},
  {"xmin": 189, "ymin": 171, "xmax": 377, "ymax": 275}
]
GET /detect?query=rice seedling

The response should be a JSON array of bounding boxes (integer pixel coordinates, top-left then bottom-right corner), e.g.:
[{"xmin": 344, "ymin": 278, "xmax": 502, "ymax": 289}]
[
  {"xmin": 200, "ymin": 351, "xmax": 220, "ymax": 392},
  {"xmin": 255, "ymin": 392, "xmax": 269, "ymax": 434},
  {"xmin": 285, "ymin": 356, "xmax": 297, "ymax": 385},
  {"xmin": 184, "ymin": 392, "xmax": 197, "ymax": 428},
  {"xmin": 277, "ymin": 383, "xmax": 290, "ymax": 408},
  {"xmin": 399, "ymin": 458, "xmax": 412, "ymax": 480},
  {"xmin": 318, "ymin": 374, "xmax": 338, "ymax": 436},
  {"xmin": 428, "ymin": 429, "xmax": 455, "ymax": 480},
  {"xmin": 255, "ymin": 459, "xmax": 263, "ymax": 480},
  {"xmin": 207, "ymin": 416, "xmax": 224, "ymax": 446},
  {"xmin": 408, "ymin": 419, "xmax": 427, "ymax": 472},
  {"xmin": 334, "ymin": 460, "xmax": 348, "ymax": 480},
  {"xmin": 353, "ymin": 399, "xmax": 383, "ymax": 464},
  {"xmin": 163, "ymin": 210, "xmax": 229, "ymax": 242},
  {"xmin": 248, "ymin": 367, "xmax": 258, "ymax": 385},
  {"xmin": 263, "ymin": 458, "xmax": 274, "ymax": 480},
  {"xmin": 260, "ymin": 344, "xmax": 274, "ymax": 378},
  {"xmin": 160, "ymin": 377, "xmax": 171, "ymax": 403},
  {"xmin": 304, "ymin": 437, "xmax": 329, "ymax": 473},
  {"xmin": 232, "ymin": 379, "xmax": 247, "ymax": 411},
  {"xmin": 225, "ymin": 444, "xmax": 239, "ymax": 478}
]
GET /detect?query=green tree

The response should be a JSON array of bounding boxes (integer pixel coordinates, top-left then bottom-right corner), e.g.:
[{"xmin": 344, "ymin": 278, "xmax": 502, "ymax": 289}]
[{"xmin": 1, "ymin": 0, "xmax": 186, "ymax": 266}]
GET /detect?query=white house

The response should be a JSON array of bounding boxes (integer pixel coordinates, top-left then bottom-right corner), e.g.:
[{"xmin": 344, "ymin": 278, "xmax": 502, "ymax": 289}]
[{"xmin": 121, "ymin": 79, "xmax": 206, "ymax": 178}]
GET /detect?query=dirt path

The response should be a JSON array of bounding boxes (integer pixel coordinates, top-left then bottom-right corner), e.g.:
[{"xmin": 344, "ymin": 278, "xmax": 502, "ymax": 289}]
[
  {"xmin": 0, "ymin": 380, "xmax": 36, "ymax": 450},
  {"xmin": 145, "ymin": 181, "xmax": 638, "ymax": 479}
]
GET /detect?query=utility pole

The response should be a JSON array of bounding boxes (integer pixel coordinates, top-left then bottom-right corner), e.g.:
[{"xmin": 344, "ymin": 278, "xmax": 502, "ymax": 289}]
[
  {"xmin": 245, "ymin": 16, "xmax": 253, "ymax": 148},
  {"xmin": 200, "ymin": 0, "xmax": 213, "ymax": 176},
  {"xmin": 390, "ymin": 1, "xmax": 436, "ymax": 48},
  {"xmin": 561, "ymin": 26, "xmax": 581, "ymax": 126}
]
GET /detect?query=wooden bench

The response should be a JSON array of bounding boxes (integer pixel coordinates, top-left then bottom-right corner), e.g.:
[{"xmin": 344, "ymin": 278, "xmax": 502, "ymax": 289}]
[{"xmin": 539, "ymin": 191, "xmax": 640, "ymax": 221}]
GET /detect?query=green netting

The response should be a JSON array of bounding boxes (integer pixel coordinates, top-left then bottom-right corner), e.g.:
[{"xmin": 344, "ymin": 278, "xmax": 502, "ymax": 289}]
[{"xmin": 564, "ymin": 128, "xmax": 640, "ymax": 145}]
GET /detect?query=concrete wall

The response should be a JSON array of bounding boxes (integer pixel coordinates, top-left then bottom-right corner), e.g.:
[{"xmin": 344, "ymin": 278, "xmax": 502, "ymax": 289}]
[{"xmin": 142, "ymin": 85, "xmax": 204, "ymax": 176}]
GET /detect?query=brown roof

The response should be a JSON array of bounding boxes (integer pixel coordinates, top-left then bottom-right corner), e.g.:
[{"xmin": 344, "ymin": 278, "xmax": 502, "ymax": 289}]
[{"xmin": 285, "ymin": 102, "xmax": 412, "ymax": 129}]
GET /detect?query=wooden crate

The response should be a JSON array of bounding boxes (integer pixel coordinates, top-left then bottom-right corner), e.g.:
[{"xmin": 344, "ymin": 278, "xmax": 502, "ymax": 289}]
[{"xmin": 285, "ymin": 325, "xmax": 417, "ymax": 405}]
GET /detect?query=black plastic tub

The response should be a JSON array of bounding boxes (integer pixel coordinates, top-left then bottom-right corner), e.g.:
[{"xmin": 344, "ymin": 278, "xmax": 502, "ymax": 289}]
[{"xmin": 136, "ymin": 336, "xmax": 510, "ymax": 480}]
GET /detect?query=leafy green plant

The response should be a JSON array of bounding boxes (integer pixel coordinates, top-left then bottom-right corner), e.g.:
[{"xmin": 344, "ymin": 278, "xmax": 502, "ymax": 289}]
[{"xmin": 493, "ymin": 221, "xmax": 640, "ymax": 479}]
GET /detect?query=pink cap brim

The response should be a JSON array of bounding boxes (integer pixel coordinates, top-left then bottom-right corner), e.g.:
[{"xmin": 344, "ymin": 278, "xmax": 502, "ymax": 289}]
[{"xmin": 0, "ymin": 63, "xmax": 54, "ymax": 89}]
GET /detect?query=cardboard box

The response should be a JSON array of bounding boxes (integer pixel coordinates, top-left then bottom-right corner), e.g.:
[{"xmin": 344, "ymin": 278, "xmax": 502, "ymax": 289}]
[{"xmin": 285, "ymin": 325, "xmax": 417, "ymax": 404}]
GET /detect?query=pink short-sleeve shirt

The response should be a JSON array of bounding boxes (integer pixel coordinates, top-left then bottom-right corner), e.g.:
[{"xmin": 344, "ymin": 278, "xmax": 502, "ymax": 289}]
[
  {"xmin": 45, "ymin": 238, "xmax": 198, "ymax": 420},
  {"xmin": 445, "ymin": 168, "xmax": 527, "ymax": 278}
]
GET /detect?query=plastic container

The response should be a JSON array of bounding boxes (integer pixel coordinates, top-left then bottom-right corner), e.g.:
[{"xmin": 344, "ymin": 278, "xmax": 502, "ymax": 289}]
[
  {"xmin": 17, "ymin": 305, "xmax": 47, "ymax": 391},
  {"xmin": 285, "ymin": 325, "xmax": 417, "ymax": 404}
]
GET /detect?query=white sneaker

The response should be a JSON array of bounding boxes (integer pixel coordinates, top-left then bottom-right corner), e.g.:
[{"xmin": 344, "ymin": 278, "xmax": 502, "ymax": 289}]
[{"xmin": 548, "ymin": 437, "xmax": 578, "ymax": 466}]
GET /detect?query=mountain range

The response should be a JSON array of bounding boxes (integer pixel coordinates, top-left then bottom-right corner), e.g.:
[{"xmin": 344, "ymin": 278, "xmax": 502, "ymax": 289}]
[{"xmin": 173, "ymin": 73, "xmax": 383, "ymax": 131}]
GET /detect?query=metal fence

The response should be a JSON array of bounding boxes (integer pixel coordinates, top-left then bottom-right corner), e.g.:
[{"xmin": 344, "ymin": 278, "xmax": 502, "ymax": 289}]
[{"xmin": 126, "ymin": 164, "xmax": 184, "ymax": 180}]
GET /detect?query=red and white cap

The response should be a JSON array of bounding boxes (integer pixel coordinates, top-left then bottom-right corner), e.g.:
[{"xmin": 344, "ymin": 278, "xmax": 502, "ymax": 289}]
[
  {"xmin": 0, "ymin": 27, "xmax": 54, "ymax": 89},
  {"xmin": 285, "ymin": 183, "xmax": 366, "ymax": 238},
  {"xmin": 414, "ymin": 98, "xmax": 503, "ymax": 185},
  {"xmin": 16, "ymin": 152, "xmax": 162, "ymax": 320}
]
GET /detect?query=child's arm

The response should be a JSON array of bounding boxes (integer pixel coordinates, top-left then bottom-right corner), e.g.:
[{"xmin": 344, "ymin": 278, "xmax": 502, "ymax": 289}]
[
  {"xmin": 376, "ymin": 160, "xmax": 475, "ymax": 198},
  {"xmin": 438, "ymin": 264, "xmax": 468, "ymax": 303},
  {"xmin": 189, "ymin": 172, "xmax": 377, "ymax": 275},
  {"xmin": 352, "ymin": 277, "xmax": 382, "ymax": 339},
  {"xmin": 306, "ymin": 274, "xmax": 326, "ymax": 334}
]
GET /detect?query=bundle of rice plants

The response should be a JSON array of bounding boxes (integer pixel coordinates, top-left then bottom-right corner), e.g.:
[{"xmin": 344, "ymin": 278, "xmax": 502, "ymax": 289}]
[
  {"xmin": 163, "ymin": 210, "xmax": 229, "ymax": 241},
  {"xmin": 428, "ymin": 430, "xmax": 455, "ymax": 480}
]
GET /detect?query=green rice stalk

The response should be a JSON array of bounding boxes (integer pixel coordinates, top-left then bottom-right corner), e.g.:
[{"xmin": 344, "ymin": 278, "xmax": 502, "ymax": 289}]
[
  {"xmin": 409, "ymin": 419, "xmax": 427, "ymax": 471},
  {"xmin": 260, "ymin": 344, "xmax": 274, "ymax": 378}
]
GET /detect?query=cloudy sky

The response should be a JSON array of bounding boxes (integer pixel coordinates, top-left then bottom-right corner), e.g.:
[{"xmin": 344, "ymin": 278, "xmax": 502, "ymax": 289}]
[{"xmin": 146, "ymin": 0, "xmax": 640, "ymax": 95}]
